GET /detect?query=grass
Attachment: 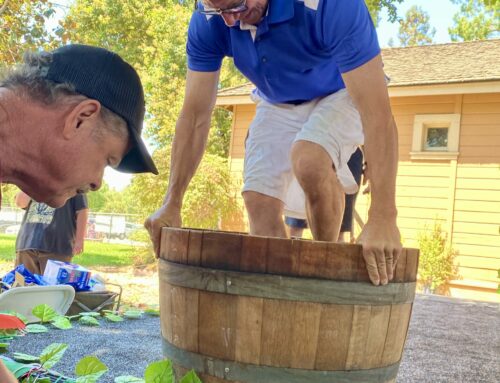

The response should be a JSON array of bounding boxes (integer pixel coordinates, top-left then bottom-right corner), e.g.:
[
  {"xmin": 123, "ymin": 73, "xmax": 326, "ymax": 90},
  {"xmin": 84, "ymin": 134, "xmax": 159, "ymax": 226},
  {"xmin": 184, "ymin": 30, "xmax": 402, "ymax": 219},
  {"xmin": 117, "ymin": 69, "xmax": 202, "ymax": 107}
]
[{"xmin": 0, "ymin": 234, "xmax": 139, "ymax": 268}]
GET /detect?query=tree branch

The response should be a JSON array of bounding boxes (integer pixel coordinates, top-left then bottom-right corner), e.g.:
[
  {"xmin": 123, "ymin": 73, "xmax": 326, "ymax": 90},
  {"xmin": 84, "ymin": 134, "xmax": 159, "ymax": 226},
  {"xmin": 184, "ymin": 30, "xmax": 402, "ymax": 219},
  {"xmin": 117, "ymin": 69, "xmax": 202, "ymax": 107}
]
[{"xmin": 0, "ymin": 0, "xmax": 9, "ymax": 16}]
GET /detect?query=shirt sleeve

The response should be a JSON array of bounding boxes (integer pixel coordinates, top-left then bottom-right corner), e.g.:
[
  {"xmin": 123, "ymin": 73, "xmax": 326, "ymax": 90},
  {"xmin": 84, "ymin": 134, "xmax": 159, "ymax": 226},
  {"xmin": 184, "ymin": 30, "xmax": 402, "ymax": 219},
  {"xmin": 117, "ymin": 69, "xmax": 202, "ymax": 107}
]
[
  {"xmin": 73, "ymin": 194, "xmax": 88, "ymax": 212},
  {"xmin": 320, "ymin": 0, "xmax": 381, "ymax": 73},
  {"xmin": 186, "ymin": 12, "xmax": 227, "ymax": 72}
]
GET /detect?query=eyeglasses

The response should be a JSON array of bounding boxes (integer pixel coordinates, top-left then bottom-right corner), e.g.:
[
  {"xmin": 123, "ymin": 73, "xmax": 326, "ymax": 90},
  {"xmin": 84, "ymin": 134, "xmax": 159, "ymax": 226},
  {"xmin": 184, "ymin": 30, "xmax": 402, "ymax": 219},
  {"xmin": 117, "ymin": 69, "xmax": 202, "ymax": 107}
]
[{"xmin": 195, "ymin": 0, "xmax": 248, "ymax": 15}]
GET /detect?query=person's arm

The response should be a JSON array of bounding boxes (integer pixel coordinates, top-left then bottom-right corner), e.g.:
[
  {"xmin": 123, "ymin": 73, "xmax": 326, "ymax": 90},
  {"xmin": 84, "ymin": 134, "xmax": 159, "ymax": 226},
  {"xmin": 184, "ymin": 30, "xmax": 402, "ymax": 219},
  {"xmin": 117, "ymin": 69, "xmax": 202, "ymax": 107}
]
[
  {"xmin": 73, "ymin": 208, "xmax": 89, "ymax": 255},
  {"xmin": 341, "ymin": 54, "xmax": 402, "ymax": 286},
  {"xmin": 0, "ymin": 360, "xmax": 17, "ymax": 383},
  {"xmin": 145, "ymin": 69, "xmax": 220, "ymax": 255},
  {"xmin": 15, "ymin": 191, "xmax": 31, "ymax": 209}
]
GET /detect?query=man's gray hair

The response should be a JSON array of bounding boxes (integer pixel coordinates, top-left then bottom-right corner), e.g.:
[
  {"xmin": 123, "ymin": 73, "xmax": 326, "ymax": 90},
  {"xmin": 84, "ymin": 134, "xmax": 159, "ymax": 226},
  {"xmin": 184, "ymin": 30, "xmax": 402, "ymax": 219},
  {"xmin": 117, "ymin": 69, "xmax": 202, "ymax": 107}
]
[{"xmin": 0, "ymin": 51, "xmax": 128, "ymax": 140}]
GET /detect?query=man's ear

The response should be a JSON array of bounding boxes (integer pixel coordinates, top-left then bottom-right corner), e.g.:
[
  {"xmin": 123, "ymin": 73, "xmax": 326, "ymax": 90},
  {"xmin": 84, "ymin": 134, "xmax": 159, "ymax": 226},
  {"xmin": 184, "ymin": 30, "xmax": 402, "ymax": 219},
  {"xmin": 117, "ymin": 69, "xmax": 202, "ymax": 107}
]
[{"xmin": 62, "ymin": 99, "xmax": 101, "ymax": 140}]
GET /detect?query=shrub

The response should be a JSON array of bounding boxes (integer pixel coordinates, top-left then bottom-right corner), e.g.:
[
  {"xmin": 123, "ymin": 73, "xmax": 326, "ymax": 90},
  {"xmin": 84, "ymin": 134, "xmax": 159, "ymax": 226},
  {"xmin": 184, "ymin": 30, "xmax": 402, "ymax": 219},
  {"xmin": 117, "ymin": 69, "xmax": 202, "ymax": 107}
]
[{"xmin": 417, "ymin": 222, "xmax": 458, "ymax": 294}]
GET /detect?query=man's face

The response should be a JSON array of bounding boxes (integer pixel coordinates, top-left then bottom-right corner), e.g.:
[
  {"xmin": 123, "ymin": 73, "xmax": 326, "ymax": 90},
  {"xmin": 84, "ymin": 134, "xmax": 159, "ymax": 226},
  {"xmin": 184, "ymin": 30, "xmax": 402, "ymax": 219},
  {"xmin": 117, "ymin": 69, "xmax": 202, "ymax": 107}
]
[
  {"xmin": 25, "ymin": 120, "xmax": 130, "ymax": 208},
  {"xmin": 203, "ymin": 0, "xmax": 268, "ymax": 27}
]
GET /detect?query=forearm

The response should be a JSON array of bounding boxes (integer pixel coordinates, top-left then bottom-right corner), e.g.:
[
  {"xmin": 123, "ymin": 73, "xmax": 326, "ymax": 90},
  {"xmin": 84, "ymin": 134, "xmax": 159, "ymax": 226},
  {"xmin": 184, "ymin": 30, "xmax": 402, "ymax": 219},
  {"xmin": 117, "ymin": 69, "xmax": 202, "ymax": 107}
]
[
  {"xmin": 164, "ymin": 111, "xmax": 211, "ymax": 208},
  {"xmin": 75, "ymin": 208, "xmax": 89, "ymax": 242},
  {"xmin": 363, "ymin": 115, "xmax": 398, "ymax": 219}
]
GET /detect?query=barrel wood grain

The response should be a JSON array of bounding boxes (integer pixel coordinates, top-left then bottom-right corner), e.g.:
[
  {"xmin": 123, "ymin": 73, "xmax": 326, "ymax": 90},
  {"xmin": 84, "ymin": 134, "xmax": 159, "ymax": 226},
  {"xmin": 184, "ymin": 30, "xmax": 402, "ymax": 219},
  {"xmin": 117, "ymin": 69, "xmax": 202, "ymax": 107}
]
[
  {"xmin": 235, "ymin": 296, "xmax": 264, "ymax": 364},
  {"xmin": 289, "ymin": 302, "xmax": 322, "ymax": 369},
  {"xmin": 345, "ymin": 305, "xmax": 372, "ymax": 369},
  {"xmin": 259, "ymin": 299, "xmax": 296, "ymax": 367},
  {"xmin": 199, "ymin": 291, "xmax": 237, "ymax": 361},
  {"xmin": 240, "ymin": 235, "xmax": 267, "ymax": 273},
  {"xmin": 381, "ymin": 303, "xmax": 413, "ymax": 365},
  {"xmin": 160, "ymin": 228, "xmax": 418, "ymax": 383},
  {"xmin": 315, "ymin": 305, "xmax": 353, "ymax": 370},
  {"xmin": 171, "ymin": 286, "xmax": 199, "ymax": 353},
  {"xmin": 363, "ymin": 306, "xmax": 392, "ymax": 368}
]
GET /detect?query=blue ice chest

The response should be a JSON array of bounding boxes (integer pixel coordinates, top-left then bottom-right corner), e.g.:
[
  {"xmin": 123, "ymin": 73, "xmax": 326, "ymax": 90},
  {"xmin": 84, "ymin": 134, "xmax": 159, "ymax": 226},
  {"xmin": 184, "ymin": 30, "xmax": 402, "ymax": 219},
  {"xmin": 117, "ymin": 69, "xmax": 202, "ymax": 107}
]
[{"xmin": 43, "ymin": 260, "xmax": 91, "ymax": 291}]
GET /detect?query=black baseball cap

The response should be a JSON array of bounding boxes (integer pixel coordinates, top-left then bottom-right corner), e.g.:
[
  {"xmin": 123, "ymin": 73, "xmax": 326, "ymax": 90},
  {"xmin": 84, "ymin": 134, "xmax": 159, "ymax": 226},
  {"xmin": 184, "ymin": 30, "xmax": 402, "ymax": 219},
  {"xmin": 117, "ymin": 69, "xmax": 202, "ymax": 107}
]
[{"xmin": 45, "ymin": 44, "xmax": 158, "ymax": 175}]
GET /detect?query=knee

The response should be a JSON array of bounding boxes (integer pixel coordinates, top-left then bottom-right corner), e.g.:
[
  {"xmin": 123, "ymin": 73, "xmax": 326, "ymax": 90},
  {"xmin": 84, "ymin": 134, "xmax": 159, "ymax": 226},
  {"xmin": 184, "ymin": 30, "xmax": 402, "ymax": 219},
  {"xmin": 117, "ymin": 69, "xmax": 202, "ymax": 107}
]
[{"xmin": 291, "ymin": 142, "xmax": 332, "ymax": 193}]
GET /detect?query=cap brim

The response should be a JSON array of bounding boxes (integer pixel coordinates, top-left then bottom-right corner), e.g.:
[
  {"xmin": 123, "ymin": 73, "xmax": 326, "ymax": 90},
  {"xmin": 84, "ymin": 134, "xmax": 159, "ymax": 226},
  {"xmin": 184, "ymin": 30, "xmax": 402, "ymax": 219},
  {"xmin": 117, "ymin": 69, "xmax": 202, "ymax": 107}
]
[{"xmin": 116, "ymin": 125, "xmax": 158, "ymax": 175}]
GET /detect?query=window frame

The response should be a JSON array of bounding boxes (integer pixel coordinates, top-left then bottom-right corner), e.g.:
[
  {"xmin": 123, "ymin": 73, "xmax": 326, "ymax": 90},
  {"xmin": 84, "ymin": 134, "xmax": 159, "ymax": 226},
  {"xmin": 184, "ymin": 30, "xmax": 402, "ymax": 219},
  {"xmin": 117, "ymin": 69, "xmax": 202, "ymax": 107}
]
[{"xmin": 410, "ymin": 114, "xmax": 461, "ymax": 160}]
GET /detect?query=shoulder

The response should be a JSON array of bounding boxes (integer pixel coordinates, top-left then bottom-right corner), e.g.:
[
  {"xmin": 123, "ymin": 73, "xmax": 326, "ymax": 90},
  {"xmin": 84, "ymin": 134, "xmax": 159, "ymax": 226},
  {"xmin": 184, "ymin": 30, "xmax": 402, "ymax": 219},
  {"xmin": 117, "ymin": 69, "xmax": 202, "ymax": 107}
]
[{"xmin": 71, "ymin": 194, "xmax": 88, "ymax": 211}]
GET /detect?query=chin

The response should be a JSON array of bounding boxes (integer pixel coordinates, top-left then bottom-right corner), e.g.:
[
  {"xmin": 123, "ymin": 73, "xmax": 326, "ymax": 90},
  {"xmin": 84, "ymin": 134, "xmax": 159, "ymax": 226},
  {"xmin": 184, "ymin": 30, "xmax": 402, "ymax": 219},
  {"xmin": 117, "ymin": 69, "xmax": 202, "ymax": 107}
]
[{"xmin": 43, "ymin": 193, "xmax": 73, "ymax": 208}]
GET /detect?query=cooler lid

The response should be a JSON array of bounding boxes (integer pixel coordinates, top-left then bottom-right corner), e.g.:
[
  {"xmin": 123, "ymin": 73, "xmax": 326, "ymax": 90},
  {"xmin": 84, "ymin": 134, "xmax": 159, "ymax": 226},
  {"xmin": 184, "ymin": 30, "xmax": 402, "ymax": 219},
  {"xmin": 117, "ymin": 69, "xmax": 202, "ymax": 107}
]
[{"xmin": 0, "ymin": 285, "xmax": 75, "ymax": 323}]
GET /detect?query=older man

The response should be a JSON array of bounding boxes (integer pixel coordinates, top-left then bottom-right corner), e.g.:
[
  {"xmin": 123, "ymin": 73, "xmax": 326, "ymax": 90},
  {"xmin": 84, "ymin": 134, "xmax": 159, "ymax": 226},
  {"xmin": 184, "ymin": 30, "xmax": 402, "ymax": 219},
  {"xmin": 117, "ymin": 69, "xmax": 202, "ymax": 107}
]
[
  {"xmin": 145, "ymin": 0, "xmax": 401, "ymax": 286},
  {"xmin": 0, "ymin": 44, "xmax": 157, "ymax": 208},
  {"xmin": 0, "ymin": 43, "xmax": 157, "ymax": 382}
]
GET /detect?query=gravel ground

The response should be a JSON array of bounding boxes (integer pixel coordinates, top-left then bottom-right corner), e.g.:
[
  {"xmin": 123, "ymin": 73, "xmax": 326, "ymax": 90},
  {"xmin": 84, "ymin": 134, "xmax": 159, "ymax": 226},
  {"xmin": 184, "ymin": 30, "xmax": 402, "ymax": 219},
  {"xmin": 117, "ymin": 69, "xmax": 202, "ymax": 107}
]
[{"xmin": 6, "ymin": 294, "xmax": 500, "ymax": 382}]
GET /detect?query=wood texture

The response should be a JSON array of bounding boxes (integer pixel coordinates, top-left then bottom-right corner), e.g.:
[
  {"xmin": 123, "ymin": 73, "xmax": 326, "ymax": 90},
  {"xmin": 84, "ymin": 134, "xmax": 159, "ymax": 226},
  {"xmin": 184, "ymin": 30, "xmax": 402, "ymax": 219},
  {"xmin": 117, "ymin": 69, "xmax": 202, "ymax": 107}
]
[{"xmin": 160, "ymin": 228, "xmax": 418, "ymax": 382}]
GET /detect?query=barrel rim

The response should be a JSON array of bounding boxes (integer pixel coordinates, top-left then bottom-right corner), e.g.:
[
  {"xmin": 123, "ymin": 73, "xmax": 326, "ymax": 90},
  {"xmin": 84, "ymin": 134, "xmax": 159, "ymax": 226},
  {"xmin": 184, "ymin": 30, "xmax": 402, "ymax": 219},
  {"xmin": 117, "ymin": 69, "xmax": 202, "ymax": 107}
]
[
  {"xmin": 160, "ymin": 227, "xmax": 419, "ymax": 283},
  {"xmin": 159, "ymin": 259, "xmax": 416, "ymax": 306}
]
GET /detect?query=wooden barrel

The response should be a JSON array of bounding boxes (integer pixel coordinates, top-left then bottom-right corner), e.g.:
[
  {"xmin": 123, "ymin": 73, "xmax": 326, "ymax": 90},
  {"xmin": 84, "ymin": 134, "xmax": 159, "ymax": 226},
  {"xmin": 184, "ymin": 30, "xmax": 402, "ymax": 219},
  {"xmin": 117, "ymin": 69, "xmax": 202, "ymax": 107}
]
[{"xmin": 159, "ymin": 228, "xmax": 419, "ymax": 383}]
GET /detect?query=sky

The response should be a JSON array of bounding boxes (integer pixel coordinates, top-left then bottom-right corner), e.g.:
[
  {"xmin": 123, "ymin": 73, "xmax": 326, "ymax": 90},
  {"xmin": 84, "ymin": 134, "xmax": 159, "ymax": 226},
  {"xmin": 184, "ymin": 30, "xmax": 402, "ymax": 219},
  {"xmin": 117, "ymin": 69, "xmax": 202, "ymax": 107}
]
[
  {"xmin": 377, "ymin": 0, "xmax": 461, "ymax": 47},
  {"xmin": 49, "ymin": 0, "xmax": 461, "ymax": 190}
]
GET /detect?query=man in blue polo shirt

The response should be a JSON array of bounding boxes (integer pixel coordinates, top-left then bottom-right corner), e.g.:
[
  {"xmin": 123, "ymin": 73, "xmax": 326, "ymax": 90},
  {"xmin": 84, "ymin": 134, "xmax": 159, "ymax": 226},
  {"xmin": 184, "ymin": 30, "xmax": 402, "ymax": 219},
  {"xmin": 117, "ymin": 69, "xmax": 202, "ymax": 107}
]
[{"xmin": 146, "ymin": 0, "xmax": 402, "ymax": 286}]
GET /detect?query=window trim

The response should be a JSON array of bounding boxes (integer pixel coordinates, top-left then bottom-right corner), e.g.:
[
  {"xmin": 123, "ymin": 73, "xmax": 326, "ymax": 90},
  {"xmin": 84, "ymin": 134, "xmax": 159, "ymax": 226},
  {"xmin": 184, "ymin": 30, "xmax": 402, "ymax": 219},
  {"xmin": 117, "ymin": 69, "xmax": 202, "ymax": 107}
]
[{"xmin": 410, "ymin": 114, "xmax": 461, "ymax": 160}]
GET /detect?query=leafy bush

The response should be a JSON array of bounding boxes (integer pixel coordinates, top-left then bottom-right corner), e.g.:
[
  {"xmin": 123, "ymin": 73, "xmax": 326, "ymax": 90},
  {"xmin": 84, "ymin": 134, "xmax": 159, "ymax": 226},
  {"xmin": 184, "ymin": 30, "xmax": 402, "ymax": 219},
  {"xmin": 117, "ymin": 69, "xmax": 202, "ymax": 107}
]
[{"xmin": 417, "ymin": 222, "xmax": 458, "ymax": 293}]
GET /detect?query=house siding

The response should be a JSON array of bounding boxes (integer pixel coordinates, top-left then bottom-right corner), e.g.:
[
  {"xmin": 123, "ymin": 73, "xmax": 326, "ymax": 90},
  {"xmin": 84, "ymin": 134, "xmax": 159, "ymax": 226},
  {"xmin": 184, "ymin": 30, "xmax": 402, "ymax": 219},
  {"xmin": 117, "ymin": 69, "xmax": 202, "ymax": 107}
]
[{"xmin": 224, "ymin": 93, "xmax": 500, "ymax": 302}]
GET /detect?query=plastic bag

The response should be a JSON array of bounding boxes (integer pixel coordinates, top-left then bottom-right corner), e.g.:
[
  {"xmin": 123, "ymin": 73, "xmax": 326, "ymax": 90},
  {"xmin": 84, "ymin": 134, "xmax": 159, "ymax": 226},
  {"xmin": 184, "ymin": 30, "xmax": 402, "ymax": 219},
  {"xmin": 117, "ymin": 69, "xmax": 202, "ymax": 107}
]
[{"xmin": 0, "ymin": 264, "xmax": 47, "ymax": 290}]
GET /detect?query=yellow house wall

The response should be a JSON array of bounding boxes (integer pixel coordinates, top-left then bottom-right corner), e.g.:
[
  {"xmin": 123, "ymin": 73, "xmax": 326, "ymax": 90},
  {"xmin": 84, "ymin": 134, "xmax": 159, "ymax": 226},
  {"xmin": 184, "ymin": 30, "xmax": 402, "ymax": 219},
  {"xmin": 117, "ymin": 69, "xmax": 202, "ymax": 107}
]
[{"xmin": 226, "ymin": 94, "xmax": 500, "ymax": 302}]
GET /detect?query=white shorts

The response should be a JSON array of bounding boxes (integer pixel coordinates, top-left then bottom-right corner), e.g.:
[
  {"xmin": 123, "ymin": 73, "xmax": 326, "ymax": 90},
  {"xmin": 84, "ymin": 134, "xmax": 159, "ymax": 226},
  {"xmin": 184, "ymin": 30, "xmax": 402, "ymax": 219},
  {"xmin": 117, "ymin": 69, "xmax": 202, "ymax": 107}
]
[{"xmin": 242, "ymin": 89, "xmax": 364, "ymax": 219}]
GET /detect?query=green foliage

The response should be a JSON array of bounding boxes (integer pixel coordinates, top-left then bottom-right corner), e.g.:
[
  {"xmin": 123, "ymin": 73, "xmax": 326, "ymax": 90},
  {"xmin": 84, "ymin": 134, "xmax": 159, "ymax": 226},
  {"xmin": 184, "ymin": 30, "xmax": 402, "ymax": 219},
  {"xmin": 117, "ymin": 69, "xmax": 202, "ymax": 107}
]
[
  {"xmin": 182, "ymin": 154, "xmax": 240, "ymax": 229},
  {"xmin": 0, "ymin": 0, "xmax": 60, "ymax": 66},
  {"xmin": 398, "ymin": 5, "xmax": 436, "ymax": 46},
  {"xmin": 144, "ymin": 360, "xmax": 174, "ymax": 383},
  {"xmin": 40, "ymin": 343, "xmax": 68, "ymax": 369},
  {"xmin": 115, "ymin": 377, "xmax": 145, "ymax": 383},
  {"xmin": 86, "ymin": 182, "xmax": 140, "ymax": 214},
  {"xmin": 104, "ymin": 312, "xmax": 124, "ymax": 322},
  {"xmin": 179, "ymin": 370, "xmax": 203, "ymax": 383},
  {"xmin": 123, "ymin": 309, "xmax": 143, "ymax": 319},
  {"xmin": 51, "ymin": 316, "xmax": 73, "ymax": 330},
  {"xmin": 449, "ymin": 0, "xmax": 499, "ymax": 41},
  {"xmin": 0, "ymin": 233, "xmax": 139, "ymax": 267},
  {"xmin": 129, "ymin": 149, "xmax": 240, "ymax": 230},
  {"xmin": 32, "ymin": 304, "xmax": 58, "ymax": 323},
  {"xmin": 0, "ymin": 184, "xmax": 20, "ymax": 207},
  {"xmin": 25, "ymin": 324, "xmax": 48, "ymax": 333},
  {"xmin": 365, "ymin": 0, "xmax": 405, "ymax": 26},
  {"xmin": 75, "ymin": 355, "xmax": 108, "ymax": 383},
  {"xmin": 417, "ymin": 222, "xmax": 458, "ymax": 293},
  {"xmin": 79, "ymin": 316, "xmax": 100, "ymax": 326},
  {"xmin": 12, "ymin": 352, "xmax": 39, "ymax": 363}
]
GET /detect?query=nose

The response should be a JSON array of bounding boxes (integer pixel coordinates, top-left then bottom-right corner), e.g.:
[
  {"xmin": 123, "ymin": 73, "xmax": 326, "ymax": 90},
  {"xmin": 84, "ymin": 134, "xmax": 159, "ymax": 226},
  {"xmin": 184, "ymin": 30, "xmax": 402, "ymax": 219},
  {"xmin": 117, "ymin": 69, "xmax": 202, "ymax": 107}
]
[
  {"xmin": 221, "ymin": 13, "xmax": 240, "ymax": 27},
  {"xmin": 90, "ymin": 180, "xmax": 101, "ymax": 191},
  {"xmin": 90, "ymin": 172, "xmax": 103, "ymax": 191}
]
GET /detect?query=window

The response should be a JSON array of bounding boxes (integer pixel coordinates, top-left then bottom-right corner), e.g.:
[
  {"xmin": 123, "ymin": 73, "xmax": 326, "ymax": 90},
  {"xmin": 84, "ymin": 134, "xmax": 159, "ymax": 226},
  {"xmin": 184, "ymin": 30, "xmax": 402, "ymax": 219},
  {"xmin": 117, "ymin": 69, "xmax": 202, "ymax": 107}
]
[
  {"xmin": 411, "ymin": 114, "xmax": 461, "ymax": 160},
  {"xmin": 425, "ymin": 127, "xmax": 448, "ymax": 151}
]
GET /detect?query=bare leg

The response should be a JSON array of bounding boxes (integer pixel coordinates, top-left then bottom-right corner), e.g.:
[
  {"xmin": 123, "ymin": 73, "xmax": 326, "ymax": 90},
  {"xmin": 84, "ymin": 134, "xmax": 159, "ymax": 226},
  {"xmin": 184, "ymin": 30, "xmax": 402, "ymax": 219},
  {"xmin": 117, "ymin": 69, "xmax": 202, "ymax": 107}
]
[
  {"xmin": 291, "ymin": 141, "xmax": 344, "ymax": 241},
  {"xmin": 243, "ymin": 191, "xmax": 287, "ymax": 238}
]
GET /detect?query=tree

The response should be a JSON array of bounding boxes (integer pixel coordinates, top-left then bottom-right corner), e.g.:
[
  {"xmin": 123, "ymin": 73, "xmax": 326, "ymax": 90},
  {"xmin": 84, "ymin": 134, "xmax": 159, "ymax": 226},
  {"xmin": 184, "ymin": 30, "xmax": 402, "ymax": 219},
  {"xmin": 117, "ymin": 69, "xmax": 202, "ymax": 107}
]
[
  {"xmin": 365, "ymin": 0, "xmax": 404, "ymax": 26},
  {"xmin": 0, "ymin": 0, "xmax": 61, "ymax": 66},
  {"xmin": 128, "ymin": 146, "xmax": 239, "ymax": 229},
  {"xmin": 449, "ymin": 0, "xmax": 500, "ymax": 41},
  {"xmin": 59, "ymin": 0, "xmax": 406, "ymax": 227},
  {"xmin": 397, "ymin": 5, "xmax": 436, "ymax": 46}
]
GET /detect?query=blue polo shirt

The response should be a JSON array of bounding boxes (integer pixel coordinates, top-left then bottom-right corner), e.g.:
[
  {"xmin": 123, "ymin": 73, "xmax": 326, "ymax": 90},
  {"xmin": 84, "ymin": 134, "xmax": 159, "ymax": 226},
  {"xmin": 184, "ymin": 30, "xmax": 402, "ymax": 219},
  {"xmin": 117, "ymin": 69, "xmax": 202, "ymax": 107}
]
[{"xmin": 187, "ymin": 0, "xmax": 380, "ymax": 104}]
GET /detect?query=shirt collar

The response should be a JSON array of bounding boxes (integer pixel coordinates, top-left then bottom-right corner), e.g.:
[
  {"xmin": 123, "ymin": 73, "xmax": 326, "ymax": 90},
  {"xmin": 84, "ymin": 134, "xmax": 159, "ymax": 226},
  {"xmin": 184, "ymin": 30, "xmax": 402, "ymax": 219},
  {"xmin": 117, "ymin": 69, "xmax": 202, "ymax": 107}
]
[{"xmin": 239, "ymin": 0, "xmax": 294, "ymax": 30}]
